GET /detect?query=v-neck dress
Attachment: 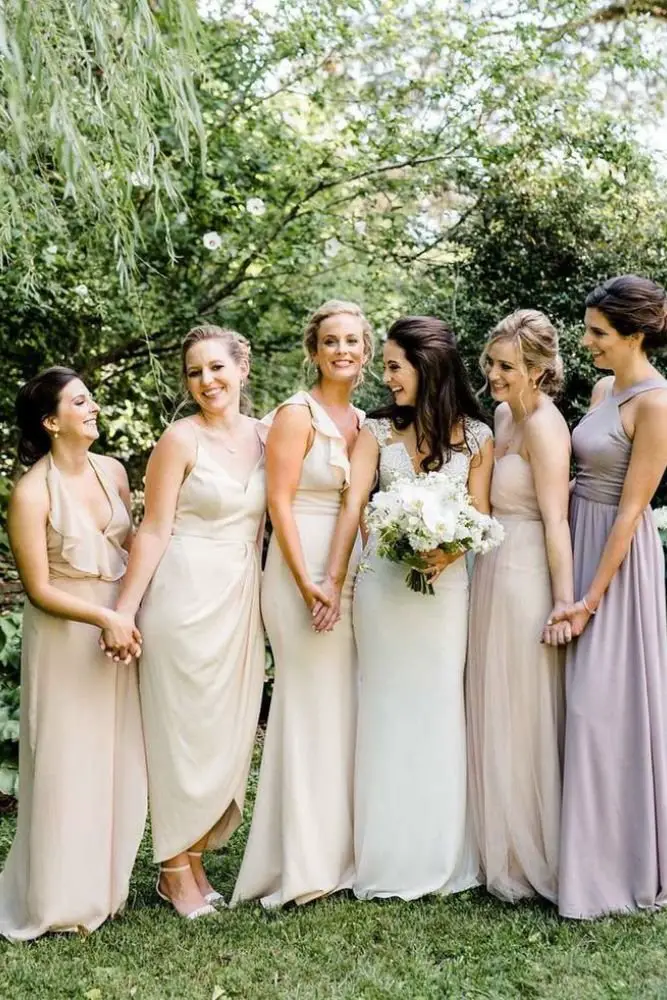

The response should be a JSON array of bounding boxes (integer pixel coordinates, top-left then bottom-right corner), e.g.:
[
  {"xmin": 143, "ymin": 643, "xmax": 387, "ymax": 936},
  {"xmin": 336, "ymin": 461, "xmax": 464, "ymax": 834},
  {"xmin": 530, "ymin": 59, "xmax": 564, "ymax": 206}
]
[
  {"xmin": 232, "ymin": 391, "xmax": 363, "ymax": 907},
  {"xmin": 0, "ymin": 454, "xmax": 147, "ymax": 940},
  {"xmin": 138, "ymin": 422, "xmax": 267, "ymax": 862}
]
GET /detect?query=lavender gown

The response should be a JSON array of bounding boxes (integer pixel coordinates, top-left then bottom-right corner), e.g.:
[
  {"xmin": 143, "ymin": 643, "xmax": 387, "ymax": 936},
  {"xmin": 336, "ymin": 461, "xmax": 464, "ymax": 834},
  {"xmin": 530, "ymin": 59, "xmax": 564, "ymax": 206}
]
[{"xmin": 559, "ymin": 377, "xmax": 667, "ymax": 919}]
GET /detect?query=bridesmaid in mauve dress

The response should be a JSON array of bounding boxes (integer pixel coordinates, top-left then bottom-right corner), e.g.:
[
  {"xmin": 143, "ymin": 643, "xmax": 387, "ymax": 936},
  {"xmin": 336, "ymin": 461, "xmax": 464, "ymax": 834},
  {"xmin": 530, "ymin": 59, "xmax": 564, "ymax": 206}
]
[
  {"xmin": 105, "ymin": 327, "xmax": 266, "ymax": 920},
  {"xmin": 551, "ymin": 275, "xmax": 667, "ymax": 919},
  {"xmin": 0, "ymin": 368, "xmax": 146, "ymax": 940},
  {"xmin": 467, "ymin": 310, "xmax": 571, "ymax": 905},
  {"xmin": 232, "ymin": 300, "xmax": 372, "ymax": 908}
]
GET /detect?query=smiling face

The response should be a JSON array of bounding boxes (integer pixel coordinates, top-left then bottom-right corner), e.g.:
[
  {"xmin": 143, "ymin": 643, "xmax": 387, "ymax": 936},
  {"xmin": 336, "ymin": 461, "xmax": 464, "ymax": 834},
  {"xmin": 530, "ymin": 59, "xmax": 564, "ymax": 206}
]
[
  {"xmin": 43, "ymin": 378, "xmax": 100, "ymax": 445},
  {"xmin": 185, "ymin": 337, "xmax": 247, "ymax": 415},
  {"xmin": 483, "ymin": 338, "xmax": 536, "ymax": 406},
  {"xmin": 382, "ymin": 338, "xmax": 419, "ymax": 407},
  {"xmin": 582, "ymin": 306, "xmax": 641, "ymax": 372},
  {"xmin": 311, "ymin": 314, "xmax": 366, "ymax": 385}
]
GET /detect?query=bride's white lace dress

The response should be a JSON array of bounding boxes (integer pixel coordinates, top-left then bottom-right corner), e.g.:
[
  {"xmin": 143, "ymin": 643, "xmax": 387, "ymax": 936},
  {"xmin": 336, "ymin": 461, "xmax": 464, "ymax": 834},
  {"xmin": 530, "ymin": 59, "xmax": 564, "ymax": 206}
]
[{"xmin": 352, "ymin": 416, "xmax": 490, "ymax": 900}]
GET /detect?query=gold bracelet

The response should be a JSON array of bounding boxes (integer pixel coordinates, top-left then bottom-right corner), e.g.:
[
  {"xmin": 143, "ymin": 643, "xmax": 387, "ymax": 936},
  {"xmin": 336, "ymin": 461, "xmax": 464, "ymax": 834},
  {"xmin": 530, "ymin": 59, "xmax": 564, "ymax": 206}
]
[{"xmin": 582, "ymin": 596, "xmax": 597, "ymax": 616}]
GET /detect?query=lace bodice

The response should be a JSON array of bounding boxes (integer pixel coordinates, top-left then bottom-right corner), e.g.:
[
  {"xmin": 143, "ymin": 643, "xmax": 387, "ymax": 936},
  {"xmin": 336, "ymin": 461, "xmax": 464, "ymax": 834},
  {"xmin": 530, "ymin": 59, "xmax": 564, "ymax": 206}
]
[{"xmin": 365, "ymin": 417, "xmax": 492, "ymax": 490}]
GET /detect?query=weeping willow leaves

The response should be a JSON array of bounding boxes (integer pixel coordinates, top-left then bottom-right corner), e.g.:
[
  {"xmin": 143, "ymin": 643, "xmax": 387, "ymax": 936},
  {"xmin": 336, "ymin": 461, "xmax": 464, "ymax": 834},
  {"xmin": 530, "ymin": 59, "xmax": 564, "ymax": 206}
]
[{"xmin": 0, "ymin": 0, "xmax": 205, "ymax": 285}]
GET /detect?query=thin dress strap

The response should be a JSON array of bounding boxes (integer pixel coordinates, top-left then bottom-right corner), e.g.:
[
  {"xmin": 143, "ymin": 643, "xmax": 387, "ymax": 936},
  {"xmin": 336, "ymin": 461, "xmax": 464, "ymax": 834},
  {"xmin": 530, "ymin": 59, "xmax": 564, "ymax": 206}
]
[{"xmin": 612, "ymin": 377, "xmax": 667, "ymax": 407}]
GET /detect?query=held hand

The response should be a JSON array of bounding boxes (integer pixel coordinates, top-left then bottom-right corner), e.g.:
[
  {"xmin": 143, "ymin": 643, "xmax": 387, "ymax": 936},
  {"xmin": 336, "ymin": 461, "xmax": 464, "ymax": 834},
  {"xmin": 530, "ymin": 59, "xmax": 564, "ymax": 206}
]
[
  {"xmin": 299, "ymin": 579, "xmax": 334, "ymax": 622},
  {"xmin": 312, "ymin": 578, "xmax": 342, "ymax": 634},
  {"xmin": 99, "ymin": 611, "xmax": 142, "ymax": 665},
  {"xmin": 546, "ymin": 600, "xmax": 592, "ymax": 639},
  {"xmin": 541, "ymin": 601, "xmax": 573, "ymax": 646}
]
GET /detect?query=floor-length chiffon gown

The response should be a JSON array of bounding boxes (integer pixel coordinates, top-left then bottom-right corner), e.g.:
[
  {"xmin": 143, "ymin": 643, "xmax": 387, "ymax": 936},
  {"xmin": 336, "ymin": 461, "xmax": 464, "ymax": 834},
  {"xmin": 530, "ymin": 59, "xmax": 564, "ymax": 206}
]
[
  {"xmin": 559, "ymin": 377, "xmax": 667, "ymax": 919},
  {"xmin": 467, "ymin": 455, "xmax": 564, "ymax": 904},
  {"xmin": 232, "ymin": 391, "xmax": 362, "ymax": 908},
  {"xmin": 0, "ymin": 455, "xmax": 147, "ymax": 941},
  {"xmin": 352, "ymin": 417, "xmax": 488, "ymax": 900},
  {"xmin": 139, "ymin": 423, "xmax": 266, "ymax": 863}
]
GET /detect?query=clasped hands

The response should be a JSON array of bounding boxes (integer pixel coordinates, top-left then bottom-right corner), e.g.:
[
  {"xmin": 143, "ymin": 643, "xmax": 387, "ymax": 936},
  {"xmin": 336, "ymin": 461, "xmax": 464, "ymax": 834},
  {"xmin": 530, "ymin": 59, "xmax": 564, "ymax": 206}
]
[
  {"xmin": 307, "ymin": 548, "xmax": 459, "ymax": 635},
  {"xmin": 541, "ymin": 599, "xmax": 595, "ymax": 646},
  {"xmin": 98, "ymin": 609, "xmax": 143, "ymax": 664}
]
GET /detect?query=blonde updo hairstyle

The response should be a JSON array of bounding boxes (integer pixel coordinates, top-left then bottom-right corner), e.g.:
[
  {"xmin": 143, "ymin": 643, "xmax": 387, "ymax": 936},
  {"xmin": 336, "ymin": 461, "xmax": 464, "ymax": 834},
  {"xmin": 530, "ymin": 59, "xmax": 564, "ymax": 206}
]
[
  {"xmin": 481, "ymin": 309, "xmax": 564, "ymax": 398},
  {"xmin": 181, "ymin": 324, "xmax": 252, "ymax": 414},
  {"xmin": 302, "ymin": 299, "xmax": 374, "ymax": 385}
]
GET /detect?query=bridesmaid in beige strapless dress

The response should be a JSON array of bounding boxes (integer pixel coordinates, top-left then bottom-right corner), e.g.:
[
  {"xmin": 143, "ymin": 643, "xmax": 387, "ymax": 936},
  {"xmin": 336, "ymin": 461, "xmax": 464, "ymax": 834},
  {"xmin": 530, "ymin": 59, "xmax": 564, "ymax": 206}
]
[
  {"xmin": 467, "ymin": 311, "xmax": 571, "ymax": 905},
  {"xmin": 0, "ymin": 368, "xmax": 146, "ymax": 941}
]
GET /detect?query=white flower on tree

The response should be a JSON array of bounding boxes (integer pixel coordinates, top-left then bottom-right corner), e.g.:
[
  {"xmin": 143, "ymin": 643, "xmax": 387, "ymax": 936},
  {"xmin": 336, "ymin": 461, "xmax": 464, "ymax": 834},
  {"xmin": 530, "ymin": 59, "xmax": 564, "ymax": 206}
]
[
  {"xmin": 245, "ymin": 197, "xmax": 266, "ymax": 217},
  {"xmin": 73, "ymin": 284, "xmax": 89, "ymax": 298},
  {"xmin": 202, "ymin": 231, "xmax": 222, "ymax": 250},
  {"xmin": 129, "ymin": 170, "xmax": 151, "ymax": 189},
  {"xmin": 353, "ymin": 220, "xmax": 367, "ymax": 236},
  {"xmin": 324, "ymin": 237, "xmax": 342, "ymax": 258}
]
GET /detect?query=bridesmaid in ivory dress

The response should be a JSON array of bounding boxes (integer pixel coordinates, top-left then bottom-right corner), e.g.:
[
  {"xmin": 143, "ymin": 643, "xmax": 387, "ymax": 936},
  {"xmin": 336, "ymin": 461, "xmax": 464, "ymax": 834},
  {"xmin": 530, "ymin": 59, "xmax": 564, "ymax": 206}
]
[
  {"xmin": 316, "ymin": 316, "xmax": 493, "ymax": 900},
  {"xmin": 104, "ymin": 327, "xmax": 266, "ymax": 920},
  {"xmin": 232, "ymin": 300, "xmax": 372, "ymax": 908},
  {"xmin": 0, "ymin": 368, "xmax": 146, "ymax": 940},
  {"xmin": 466, "ymin": 310, "xmax": 572, "ymax": 905},
  {"xmin": 551, "ymin": 276, "xmax": 667, "ymax": 919}
]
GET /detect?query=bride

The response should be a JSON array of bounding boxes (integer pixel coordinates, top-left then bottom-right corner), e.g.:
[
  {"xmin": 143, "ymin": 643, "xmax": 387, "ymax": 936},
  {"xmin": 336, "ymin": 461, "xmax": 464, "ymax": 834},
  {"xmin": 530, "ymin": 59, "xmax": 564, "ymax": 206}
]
[{"xmin": 314, "ymin": 315, "xmax": 493, "ymax": 900}]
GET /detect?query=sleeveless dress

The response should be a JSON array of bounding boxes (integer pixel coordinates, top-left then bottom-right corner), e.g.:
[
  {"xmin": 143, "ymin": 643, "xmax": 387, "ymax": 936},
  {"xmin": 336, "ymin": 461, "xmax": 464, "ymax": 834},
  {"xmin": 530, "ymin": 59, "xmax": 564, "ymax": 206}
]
[
  {"xmin": 139, "ymin": 424, "xmax": 266, "ymax": 862},
  {"xmin": 351, "ymin": 417, "xmax": 489, "ymax": 900},
  {"xmin": 232, "ymin": 391, "xmax": 362, "ymax": 908},
  {"xmin": 559, "ymin": 377, "xmax": 667, "ymax": 919},
  {"xmin": 466, "ymin": 455, "xmax": 564, "ymax": 904},
  {"xmin": 0, "ymin": 454, "xmax": 147, "ymax": 941}
]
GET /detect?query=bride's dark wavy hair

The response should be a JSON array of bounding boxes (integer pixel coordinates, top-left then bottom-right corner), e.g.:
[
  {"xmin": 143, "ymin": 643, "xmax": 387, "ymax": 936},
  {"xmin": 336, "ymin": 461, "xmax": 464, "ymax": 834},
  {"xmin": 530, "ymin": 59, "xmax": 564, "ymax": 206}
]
[{"xmin": 370, "ymin": 316, "xmax": 489, "ymax": 472}]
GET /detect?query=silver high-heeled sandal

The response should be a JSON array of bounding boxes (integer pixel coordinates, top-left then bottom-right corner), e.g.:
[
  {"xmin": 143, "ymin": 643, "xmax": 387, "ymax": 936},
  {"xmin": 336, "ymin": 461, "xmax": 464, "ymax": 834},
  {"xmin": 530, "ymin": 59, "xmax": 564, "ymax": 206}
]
[
  {"xmin": 156, "ymin": 863, "xmax": 216, "ymax": 920},
  {"xmin": 187, "ymin": 851, "xmax": 227, "ymax": 907}
]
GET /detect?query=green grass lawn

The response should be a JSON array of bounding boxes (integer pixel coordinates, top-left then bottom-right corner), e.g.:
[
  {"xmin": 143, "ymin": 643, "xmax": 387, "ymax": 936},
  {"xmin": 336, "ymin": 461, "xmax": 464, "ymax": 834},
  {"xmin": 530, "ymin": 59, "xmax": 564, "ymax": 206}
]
[{"xmin": 3, "ymin": 755, "xmax": 667, "ymax": 1000}]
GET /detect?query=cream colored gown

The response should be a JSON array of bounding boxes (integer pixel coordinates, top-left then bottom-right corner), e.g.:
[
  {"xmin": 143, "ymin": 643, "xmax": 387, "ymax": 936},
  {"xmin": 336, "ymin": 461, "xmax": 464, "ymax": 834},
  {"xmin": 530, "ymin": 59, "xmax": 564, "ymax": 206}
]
[
  {"xmin": 232, "ymin": 391, "xmax": 362, "ymax": 908},
  {"xmin": 0, "ymin": 455, "xmax": 147, "ymax": 941},
  {"xmin": 352, "ymin": 417, "xmax": 487, "ymax": 900},
  {"xmin": 466, "ymin": 455, "xmax": 564, "ymax": 903},
  {"xmin": 139, "ymin": 423, "xmax": 266, "ymax": 862}
]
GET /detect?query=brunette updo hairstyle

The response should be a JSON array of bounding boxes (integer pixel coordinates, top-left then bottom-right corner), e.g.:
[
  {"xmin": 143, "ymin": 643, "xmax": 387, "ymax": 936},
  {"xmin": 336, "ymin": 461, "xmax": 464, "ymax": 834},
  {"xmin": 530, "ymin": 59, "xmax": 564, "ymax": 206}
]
[
  {"xmin": 181, "ymin": 325, "xmax": 252, "ymax": 413},
  {"xmin": 371, "ymin": 316, "xmax": 489, "ymax": 473},
  {"xmin": 15, "ymin": 366, "xmax": 79, "ymax": 467},
  {"xmin": 481, "ymin": 309, "xmax": 564, "ymax": 397},
  {"xmin": 302, "ymin": 300, "xmax": 374, "ymax": 384},
  {"xmin": 585, "ymin": 275, "xmax": 667, "ymax": 353}
]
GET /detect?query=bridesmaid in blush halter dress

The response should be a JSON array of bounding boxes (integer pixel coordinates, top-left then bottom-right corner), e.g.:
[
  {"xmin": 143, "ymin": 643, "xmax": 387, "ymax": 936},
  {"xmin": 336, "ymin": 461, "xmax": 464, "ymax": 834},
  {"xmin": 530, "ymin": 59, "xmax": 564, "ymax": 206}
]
[
  {"xmin": 467, "ymin": 310, "xmax": 571, "ymax": 905},
  {"xmin": 232, "ymin": 300, "xmax": 372, "ymax": 908},
  {"xmin": 104, "ymin": 327, "xmax": 266, "ymax": 920},
  {"xmin": 551, "ymin": 276, "xmax": 667, "ymax": 919},
  {"xmin": 0, "ymin": 368, "xmax": 146, "ymax": 940}
]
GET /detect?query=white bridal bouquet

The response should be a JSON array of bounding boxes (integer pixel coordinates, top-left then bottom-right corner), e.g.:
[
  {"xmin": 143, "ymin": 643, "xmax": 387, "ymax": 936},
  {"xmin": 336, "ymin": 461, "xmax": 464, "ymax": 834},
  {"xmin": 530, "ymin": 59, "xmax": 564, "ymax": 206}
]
[
  {"xmin": 653, "ymin": 506, "xmax": 667, "ymax": 545},
  {"xmin": 365, "ymin": 468, "xmax": 506, "ymax": 594}
]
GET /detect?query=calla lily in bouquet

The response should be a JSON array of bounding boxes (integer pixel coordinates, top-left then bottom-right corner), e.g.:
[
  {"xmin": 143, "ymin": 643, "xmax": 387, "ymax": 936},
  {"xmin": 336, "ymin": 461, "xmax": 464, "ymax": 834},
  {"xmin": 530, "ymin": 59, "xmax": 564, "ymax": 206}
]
[{"xmin": 365, "ymin": 468, "xmax": 505, "ymax": 594}]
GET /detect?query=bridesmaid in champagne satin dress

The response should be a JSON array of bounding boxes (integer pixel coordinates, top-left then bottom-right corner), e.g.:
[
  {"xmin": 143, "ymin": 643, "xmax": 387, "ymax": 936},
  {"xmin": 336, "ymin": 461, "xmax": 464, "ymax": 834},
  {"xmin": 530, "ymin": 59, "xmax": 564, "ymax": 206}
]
[
  {"xmin": 107, "ymin": 327, "xmax": 266, "ymax": 920},
  {"xmin": 232, "ymin": 301, "xmax": 372, "ymax": 908},
  {"xmin": 0, "ymin": 368, "xmax": 146, "ymax": 940}
]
